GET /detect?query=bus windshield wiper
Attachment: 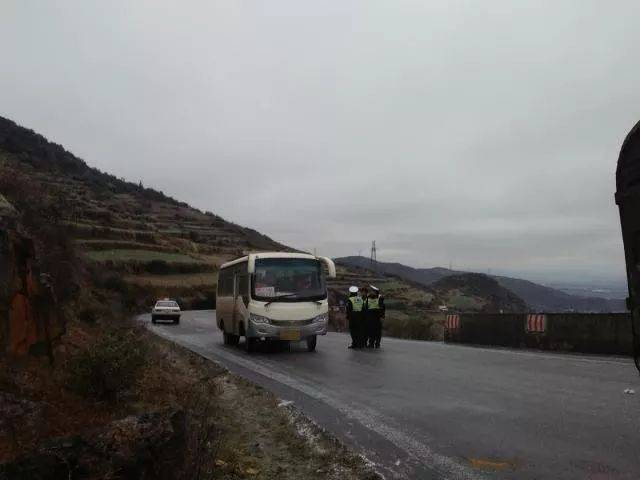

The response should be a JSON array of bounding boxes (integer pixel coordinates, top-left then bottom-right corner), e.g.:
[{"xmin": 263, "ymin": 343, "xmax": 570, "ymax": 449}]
[
  {"xmin": 264, "ymin": 293, "xmax": 298, "ymax": 306},
  {"xmin": 290, "ymin": 295, "xmax": 324, "ymax": 305}
]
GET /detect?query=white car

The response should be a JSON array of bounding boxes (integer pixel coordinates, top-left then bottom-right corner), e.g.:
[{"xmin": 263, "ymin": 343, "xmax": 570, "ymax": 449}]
[{"xmin": 151, "ymin": 299, "xmax": 181, "ymax": 324}]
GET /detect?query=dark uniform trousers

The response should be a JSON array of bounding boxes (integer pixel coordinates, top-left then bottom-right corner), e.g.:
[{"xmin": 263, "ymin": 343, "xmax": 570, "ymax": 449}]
[
  {"xmin": 366, "ymin": 296, "xmax": 384, "ymax": 347},
  {"xmin": 347, "ymin": 295, "xmax": 365, "ymax": 347}
]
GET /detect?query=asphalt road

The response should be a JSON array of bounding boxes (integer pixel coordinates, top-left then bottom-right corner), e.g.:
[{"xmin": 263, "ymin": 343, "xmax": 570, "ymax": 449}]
[{"xmin": 144, "ymin": 310, "xmax": 640, "ymax": 480}]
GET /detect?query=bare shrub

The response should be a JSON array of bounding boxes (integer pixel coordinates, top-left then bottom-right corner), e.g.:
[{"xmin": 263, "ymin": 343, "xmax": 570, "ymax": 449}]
[
  {"xmin": 178, "ymin": 382, "xmax": 220, "ymax": 480},
  {"xmin": 66, "ymin": 328, "xmax": 148, "ymax": 401}
]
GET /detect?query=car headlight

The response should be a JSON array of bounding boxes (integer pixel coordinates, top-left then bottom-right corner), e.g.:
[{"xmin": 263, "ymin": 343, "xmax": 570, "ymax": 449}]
[
  {"xmin": 250, "ymin": 313, "xmax": 271, "ymax": 324},
  {"xmin": 312, "ymin": 313, "xmax": 328, "ymax": 323}
]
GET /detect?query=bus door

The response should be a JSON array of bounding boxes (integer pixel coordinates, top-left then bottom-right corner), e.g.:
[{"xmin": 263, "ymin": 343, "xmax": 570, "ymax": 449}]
[{"xmin": 233, "ymin": 270, "xmax": 249, "ymax": 333}]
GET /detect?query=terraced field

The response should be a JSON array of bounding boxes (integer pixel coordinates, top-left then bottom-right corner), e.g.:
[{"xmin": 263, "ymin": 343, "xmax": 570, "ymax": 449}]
[
  {"xmin": 124, "ymin": 273, "xmax": 219, "ymax": 287},
  {"xmin": 85, "ymin": 249, "xmax": 203, "ymax": 263},
  {"xmin": 58, "ymin": 178, "xmax": 287, "ymax": 306}
]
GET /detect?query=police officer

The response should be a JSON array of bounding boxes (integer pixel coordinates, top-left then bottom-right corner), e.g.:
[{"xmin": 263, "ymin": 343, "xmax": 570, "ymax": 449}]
[
  {"xmin": 346, "ymin": 286, "xmax": 364, "ymax": 349},
  {"xmin": 366, "ymin": 285, "xmax": 385, "ymax": 348}
]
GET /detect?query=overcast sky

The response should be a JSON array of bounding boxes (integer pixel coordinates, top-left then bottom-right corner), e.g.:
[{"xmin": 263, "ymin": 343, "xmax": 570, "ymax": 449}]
[{"xmin": 2, "ymin": 1, "xmax": 639, "ymax": 284}]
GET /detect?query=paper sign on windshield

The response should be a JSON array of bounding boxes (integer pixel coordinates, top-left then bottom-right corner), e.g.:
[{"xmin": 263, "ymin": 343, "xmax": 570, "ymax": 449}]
[{"xmin": 255, "ymin": 286, "xmax": 275, "ymax": 297}]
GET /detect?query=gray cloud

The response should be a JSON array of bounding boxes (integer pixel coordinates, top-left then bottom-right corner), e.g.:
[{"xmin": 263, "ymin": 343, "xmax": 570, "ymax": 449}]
[{"xmin": 2, "ymin": 0, "xmax": 639, "ymax": 284}]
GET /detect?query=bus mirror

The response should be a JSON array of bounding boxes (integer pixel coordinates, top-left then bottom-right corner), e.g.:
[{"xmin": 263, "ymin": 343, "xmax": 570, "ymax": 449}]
[
  {"xmin": 247, "ymin": 256, "xmax": 255, "ymax": 274},
  {"xmin": 318, "ymin": 256, "xmax": 336, "ymax": 278}
]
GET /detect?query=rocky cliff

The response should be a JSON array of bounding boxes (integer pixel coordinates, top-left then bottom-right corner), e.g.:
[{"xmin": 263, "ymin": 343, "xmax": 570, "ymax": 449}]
[{"xmin": 0, "ymin": 195, "xmax": 64, "ymax": 358}]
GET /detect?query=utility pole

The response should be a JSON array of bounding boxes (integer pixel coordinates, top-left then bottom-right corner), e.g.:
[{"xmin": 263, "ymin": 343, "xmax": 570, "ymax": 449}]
[{"xmin": 370, "ymin": 240, "xmax": 377, "ymax": 271}]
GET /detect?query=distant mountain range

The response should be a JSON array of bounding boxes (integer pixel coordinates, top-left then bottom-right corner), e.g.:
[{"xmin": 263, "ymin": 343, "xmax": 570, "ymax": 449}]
[{"xmin": 335, "ymin": 256, "xmax": 626, "ymax": 313}]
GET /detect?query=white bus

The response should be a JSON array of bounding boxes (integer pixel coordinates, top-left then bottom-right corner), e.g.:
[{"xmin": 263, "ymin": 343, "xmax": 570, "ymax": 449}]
[{"xmin": 216, "ymin": 252, "xmax": 336, "ymax": 352}]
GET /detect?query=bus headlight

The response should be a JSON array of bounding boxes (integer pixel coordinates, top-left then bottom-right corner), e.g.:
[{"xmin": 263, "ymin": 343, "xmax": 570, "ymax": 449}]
[
  {"xmin": 249, "ymin": 313, "xmax": 271, "ymax": 324},
  {"xmin": 312, "ymin": 313, "xmax": 328, "ymax": 324}
]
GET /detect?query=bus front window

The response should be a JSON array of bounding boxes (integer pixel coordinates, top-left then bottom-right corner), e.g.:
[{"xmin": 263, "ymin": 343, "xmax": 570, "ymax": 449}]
[{"xmin": 253, "ymin": 258, "xmax": 326, "ymax": 302}]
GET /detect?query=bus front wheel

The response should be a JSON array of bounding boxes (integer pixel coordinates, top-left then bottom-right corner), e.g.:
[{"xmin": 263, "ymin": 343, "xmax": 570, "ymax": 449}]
[
  {"xmin": 306, "ymin": 335, "xmax": 317, "ymax": 352},
  {"xmin": 224, "ymin": 331, "xmax": 239, "ymax": 346},
  {"xmin": 245, "ymin": 336, "xmax": 257, "ymax": 353}
]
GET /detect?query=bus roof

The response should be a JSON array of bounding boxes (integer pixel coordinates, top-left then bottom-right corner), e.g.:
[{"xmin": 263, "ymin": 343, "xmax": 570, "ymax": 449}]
[{"xmin": 219, "ymin": 252, "xmax": 317, "ymax": 270}]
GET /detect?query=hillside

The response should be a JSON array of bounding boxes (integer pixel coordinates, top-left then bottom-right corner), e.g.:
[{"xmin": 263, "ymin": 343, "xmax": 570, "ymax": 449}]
[
  {"xmin": 336, "ymin": 256, "xmax": 625, "ymax": 313},
  {"xmin": 431, "ymin": 273, "xmax": 527, "ymax": 313},
  {"xmin": 0, "ymin": 116, "xmax": 289, "ymax": 309}
]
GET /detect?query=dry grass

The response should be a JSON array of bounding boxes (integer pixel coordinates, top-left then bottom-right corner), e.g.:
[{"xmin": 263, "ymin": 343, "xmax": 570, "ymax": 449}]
[
  {"xmin": 76, "ymin": 239, "xmax": 178, "ymax": 252},
  {"xmin": 85, "ymin": 249, "xmax": 202, "ymax": 263},
  {"xmin": 383, "ymin": 312, "xmax": 445, "ymax": 341},
  {"xmin": 1, "ymin": 315, "xmax": 378, "ymax": 479}
]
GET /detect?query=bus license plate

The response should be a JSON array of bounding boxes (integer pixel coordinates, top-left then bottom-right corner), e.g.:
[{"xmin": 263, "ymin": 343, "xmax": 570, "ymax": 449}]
[{"xmin": 279, "ymin": 329, "xmax": 301, "ymax": 341}]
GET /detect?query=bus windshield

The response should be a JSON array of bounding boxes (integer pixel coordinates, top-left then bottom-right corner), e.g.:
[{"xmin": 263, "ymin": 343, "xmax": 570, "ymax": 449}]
[{"xmin": 252, "ymin": 258, "xmax": 326, "ymax": 302}]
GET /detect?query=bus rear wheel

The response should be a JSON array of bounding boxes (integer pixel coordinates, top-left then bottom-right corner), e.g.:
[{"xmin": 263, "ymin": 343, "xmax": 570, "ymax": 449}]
[{"xmin": 306, "ymin": 335, "xmax": 317, "ymax": 352}]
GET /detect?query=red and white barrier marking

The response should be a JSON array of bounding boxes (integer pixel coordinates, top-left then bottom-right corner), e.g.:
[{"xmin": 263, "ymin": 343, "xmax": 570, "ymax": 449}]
[
  {"xmin": 526, "ymin": 314, "xmax": 546, "ymax": 333},
  {"xmin": 445, "ymin": 314, "xmax": 460, "ymax": 330}
]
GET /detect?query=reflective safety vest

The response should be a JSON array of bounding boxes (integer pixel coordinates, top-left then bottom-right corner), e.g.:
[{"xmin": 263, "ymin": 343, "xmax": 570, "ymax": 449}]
[
  {"xmin": 348, "ymin": 296, "xmax": 364, "ymax": 312},
  {"xmin": 368, "ymin": 297, "xmax": 380, "ymax": 310}
]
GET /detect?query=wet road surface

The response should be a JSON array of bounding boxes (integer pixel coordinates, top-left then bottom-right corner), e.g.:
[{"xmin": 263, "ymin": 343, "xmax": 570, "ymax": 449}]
[{"xmin": 143, "ymin": 310, "xmax": 640, "ymax": 480}]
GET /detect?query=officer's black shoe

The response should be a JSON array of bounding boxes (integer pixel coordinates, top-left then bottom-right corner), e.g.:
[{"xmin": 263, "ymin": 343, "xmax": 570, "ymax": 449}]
[
  {"xmin": 375, "ymin": 344, "xmax": 380, "ymax": 349},
  {"xmin": 366, "ymin": 343, "xmax": 374, "ymax": 349},
  {"xmin": 348, "ymin": 344, "xmax": 355, "ymax": 349}
]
